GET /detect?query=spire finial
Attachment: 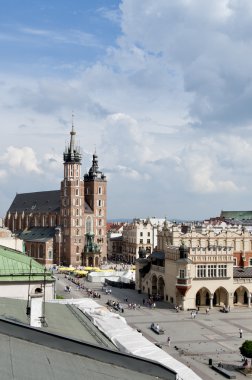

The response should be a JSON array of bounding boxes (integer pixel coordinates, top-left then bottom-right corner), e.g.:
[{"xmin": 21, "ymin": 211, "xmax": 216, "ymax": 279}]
[{"xmin": 72, "ymin": 111, "xmax": 75, "ymax": 131}]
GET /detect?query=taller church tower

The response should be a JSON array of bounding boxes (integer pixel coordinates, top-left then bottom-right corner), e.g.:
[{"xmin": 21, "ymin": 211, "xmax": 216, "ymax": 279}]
[{"xmin": 60, "ymin": 125, "xmax": 85, "ymax": 266}]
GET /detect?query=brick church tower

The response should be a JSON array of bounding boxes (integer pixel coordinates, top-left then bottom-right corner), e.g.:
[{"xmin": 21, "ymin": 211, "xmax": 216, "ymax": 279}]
[
  {"xmin": 84, "ymin": 153, "xmax": 107, "ymax": 266},
  {"xmin": 60, "ymin": 125, "xmax": 85, "ymax": 266}
]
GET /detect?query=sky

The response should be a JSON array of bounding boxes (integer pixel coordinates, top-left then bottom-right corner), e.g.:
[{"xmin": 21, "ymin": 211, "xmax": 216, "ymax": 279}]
[{"xmin": 1, "ymin": 0, "xmax": 252, "ymax": 221}]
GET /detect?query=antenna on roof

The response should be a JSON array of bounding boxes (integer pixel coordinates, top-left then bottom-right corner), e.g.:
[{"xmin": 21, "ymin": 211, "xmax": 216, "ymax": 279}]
[{"xmin": 26, "ymin": 258, "xmax": 32, "ymax": 317}]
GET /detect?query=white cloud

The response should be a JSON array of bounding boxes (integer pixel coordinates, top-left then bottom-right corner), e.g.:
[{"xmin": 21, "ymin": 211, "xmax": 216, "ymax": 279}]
[
  {"xmin": 0, "ymin": 146, "xmax": 42, "ymax": 174},
  {"xmin": 1, "ymin": 1, "xmax": 252, "ymax": 219}
]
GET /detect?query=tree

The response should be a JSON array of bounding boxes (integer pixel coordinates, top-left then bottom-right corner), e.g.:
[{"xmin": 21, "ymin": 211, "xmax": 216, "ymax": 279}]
[{"xmin": 240, "ymin": 341, "xmax": 252, "ymax": 368}]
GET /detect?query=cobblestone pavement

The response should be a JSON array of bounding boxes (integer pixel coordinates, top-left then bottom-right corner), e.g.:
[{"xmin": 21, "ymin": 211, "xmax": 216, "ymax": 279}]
[{"xmin": 56, "ymin": 274, "xmax": 250, "ymax": 380}]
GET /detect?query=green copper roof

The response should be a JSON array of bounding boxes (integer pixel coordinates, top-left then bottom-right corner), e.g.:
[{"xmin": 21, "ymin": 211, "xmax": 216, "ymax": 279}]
[
  {"xmin": 0, "ymin": 245, "xmax": 54, "ymax": 282},
  {"xmin": 220, "ymin": 211, "xmax": 252, "ymax": 219}
]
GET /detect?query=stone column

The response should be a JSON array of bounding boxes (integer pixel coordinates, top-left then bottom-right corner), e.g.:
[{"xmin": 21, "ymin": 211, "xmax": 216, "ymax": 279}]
[
  {"xmin": 248, "ymin": 292, "xmax": 251, "ymax": 308},
  {"xmin": 210, "ymin": 294, "xmax": 214, "ymax": 309}
]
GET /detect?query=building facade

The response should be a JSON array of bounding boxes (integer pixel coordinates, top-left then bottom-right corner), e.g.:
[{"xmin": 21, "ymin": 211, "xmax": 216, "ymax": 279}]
[
  {"xmin": 5, "ymin": 126, "xmax": 107, "ymax": 267},
  {"xmin": 136, "ymin": 221, "xmax": 252, "ymax": 310}
]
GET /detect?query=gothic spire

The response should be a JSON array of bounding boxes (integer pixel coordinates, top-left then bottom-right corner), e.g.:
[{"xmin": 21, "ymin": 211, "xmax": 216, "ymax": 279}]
[{"xmin": 63, "ymin": 121, "xmax": 81, "ymax": 163}]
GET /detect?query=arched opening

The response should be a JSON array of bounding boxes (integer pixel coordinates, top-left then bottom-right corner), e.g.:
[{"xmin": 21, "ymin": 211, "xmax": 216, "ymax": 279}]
[
  {"xmin": 195, "ymin": 287, "xmax": 211, "ymax": 306},
  {"xmin": 213, "ymin": 287, "xmax": 228, "ymax": 307},
  {"xmin": 157, "ymin": 277, "xmax": 165, "ymax": 300},
  {"xmin": 88, "ymin": 256, "xmax": 93, "ymax": 267},
  {"xmin": 35, "ymin": 288, "xmax": 42, "ymax": 294},
  {"xmin": 151, "ymin": 275, "xmax": 157, "ymax": 296},
  {"xmin": 95, "ymin": 256, "xmax": 99, "ymax": 266},
  {"xmin": 234, "ymin": 286, "xmax": 249, "ymax": 306}
]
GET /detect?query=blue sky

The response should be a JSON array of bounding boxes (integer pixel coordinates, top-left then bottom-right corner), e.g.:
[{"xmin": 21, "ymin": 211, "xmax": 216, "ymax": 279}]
[{"xmin": 1, "ymin": 0, "xmax": 252, "ymax": 220}]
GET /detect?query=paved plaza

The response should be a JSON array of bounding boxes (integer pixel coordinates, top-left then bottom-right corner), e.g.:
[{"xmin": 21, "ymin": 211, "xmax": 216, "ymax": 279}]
[{"xmin": 56, "ymin": 274, "xmax": 252, "ymax": 380}]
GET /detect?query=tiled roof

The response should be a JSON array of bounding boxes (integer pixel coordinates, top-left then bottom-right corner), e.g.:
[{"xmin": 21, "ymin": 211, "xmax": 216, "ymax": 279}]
[
  {"xmin": 18, "ymin": 227, "xmax": 55, "ymax": 242},
  {"xmin": 0, "ymin": 245, "xmax": 53, "ymax": 281},
  {"xmin": 7, "ymin": 190, "xmax": 61, "ymax": 214},
  {"xmin": 233, "ymin": 267, "xmax": 252, "ymax": 278},
  {"xmin": 6, "ymin": 190, "xmax": 93, "ymax": 215}
]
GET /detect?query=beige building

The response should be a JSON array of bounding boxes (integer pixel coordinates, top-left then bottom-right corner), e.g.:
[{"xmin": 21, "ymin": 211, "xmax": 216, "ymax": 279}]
[
  {"xmin": 109, "ymin": 218, "xmax": 165, "ymax": 263},
  {"xmin": 136, "ymin": 221, "xmax": 252, "ymax": 310}
]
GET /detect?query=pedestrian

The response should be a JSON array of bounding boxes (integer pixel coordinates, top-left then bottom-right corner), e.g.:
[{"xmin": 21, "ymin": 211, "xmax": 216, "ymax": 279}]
[
  {"xmin": 239, "ymin": 328, "xmax": 243, "ymax": 338},
  {"xmin": 167, "ymin": 336, "xmax": 171, "ymax": 347}
]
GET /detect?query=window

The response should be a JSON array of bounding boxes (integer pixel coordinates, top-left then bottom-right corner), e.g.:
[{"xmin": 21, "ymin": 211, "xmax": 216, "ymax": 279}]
[
  {"xmin": 140, "ymin": 232, "xmax": 143, "ymax": 237},
  {"xmin": 249, "ymin": 258, "xmax": 252, "ymax": 266},
  {"xmin": 208, "ymin": 264, "xmax": 217, "ymax": 278},
  {"xmin": 86, "ymin": 217, "xmax": 92, "ymax": 234},
  {"xmin": 140, "ymin": 239, "xmax": 143, "ymax": 244},
  {"xmin": 98, "ymin": 186, "xmax": 102, "ymax": 195},
  {"xmin": 179, "ymin": 269, "xmax": 185, "ymax": 278},
  {"xmin": 48, "ymin": 250, "xmax": 53, "ymax": 260},
  {"xmin": 75, "ymin": 189, "xmax": 79, "ymax": 196},
  {"xmin": 197, "ymin": 265, "xmax": 206, "ymax": 278},
  {"xmin": 76, "ymin": 209, "xmax": 79, "ymax": 216},
  {"xmin": 98, "ymin": 199, "xmax": 102, "ymax": 207},
  {"xmin": 218, "ymin": 264, "xmax": 227, "ymax": 277},
  {"xmin": 147, "ymin": 239, "xmax": 150, "ymax": 244},
  {"xmin": 233, "ymin": 258, "xmax": 237, "ymax": 266},
  {"xmin": 39, "ymin": 245, "xmax": 43, "ymax": 259}
]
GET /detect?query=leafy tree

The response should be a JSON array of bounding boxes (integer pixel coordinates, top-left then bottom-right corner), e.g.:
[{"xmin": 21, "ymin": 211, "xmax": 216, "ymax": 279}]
[{"xmin": 240, "ymin": 341, "xmax": 252, "ymax": 368}]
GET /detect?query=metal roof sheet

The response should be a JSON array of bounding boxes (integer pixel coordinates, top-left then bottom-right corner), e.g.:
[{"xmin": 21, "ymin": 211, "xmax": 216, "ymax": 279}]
[{"xmin": 0, "ymin": 245, "xmax": 52, "ymax": 281}]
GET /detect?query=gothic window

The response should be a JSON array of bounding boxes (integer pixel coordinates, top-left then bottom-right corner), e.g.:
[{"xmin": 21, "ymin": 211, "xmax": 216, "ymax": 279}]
[
  {"xmin": 76, "ymin": 209, "xmax": 79, "ymax": 216},
  {"xmin": 86, "ymin": 217, "xmax": 93, "ymax": 234},
  {"xmin": 76, "ymin": 189, "xmax": 79, "ymax": 196},
  {"xmin": 76, "ymin": 219, "xmax": 79, "ymax": 226},
  {"xmin": 98, "ymin": 186, "xmax": 102, "ymax": 195},
  {"xmin": 39, "ymin": 245, "xmax": 43, "ymax": 258}
]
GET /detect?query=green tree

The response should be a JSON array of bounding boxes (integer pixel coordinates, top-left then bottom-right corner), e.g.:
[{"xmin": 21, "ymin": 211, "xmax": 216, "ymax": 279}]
[{"xmin": 240, "ymin": 341, "xmax": 252, "ymax": 368}]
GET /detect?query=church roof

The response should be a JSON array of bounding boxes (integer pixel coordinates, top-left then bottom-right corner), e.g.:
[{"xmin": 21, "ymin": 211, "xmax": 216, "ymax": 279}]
[
  {"xmin": 18, "ymin": 227, "xmax": 55, "ymax": 242},
  {"xmin": 7, "ymin": 190, "xmax": 61, "ymax": 214},
  {"xmin": 0, "ymin": 245, "xmax": 54, "ymax": 282},
  {"xmin": 7, "ymin": 190, "xmax": 93, "ymax": 215}
]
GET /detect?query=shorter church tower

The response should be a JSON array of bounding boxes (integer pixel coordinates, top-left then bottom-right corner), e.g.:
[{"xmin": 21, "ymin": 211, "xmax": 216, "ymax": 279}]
[
  {"xmin": 60, "ymin": 125, "xmax": 85, "ymax": 266},
  {"xmin": 84, "ymin": 153, "xmax": 107, "ymax": 266}
]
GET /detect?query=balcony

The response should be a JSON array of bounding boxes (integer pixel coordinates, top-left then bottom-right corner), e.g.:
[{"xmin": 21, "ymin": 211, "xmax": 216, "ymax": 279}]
[{"xmin": 176, "ymin": 276, "xmax": 192, "ymax": 287}]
